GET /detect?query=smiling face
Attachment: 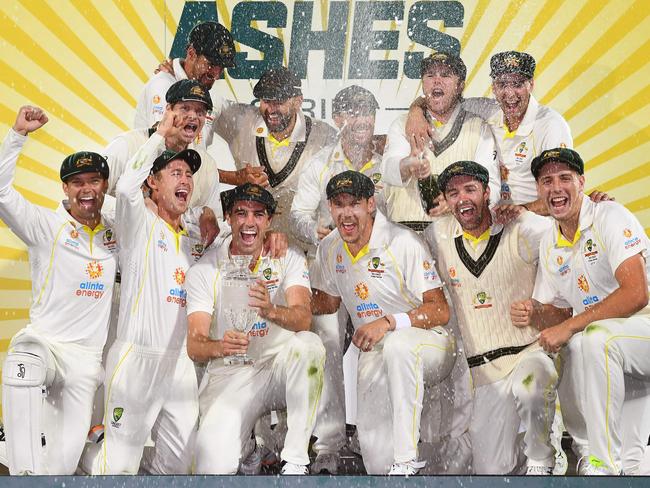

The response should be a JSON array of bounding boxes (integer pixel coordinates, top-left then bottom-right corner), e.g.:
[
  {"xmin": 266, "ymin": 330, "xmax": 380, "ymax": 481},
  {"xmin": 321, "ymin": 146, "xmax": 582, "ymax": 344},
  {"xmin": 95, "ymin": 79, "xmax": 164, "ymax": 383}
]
[
  {"xmin": 443, "ymin": 175, "xmax": 491, "ymax": 233},
  {"xmin": 336, "ymin": 112, "xmax": 376, "ymax": 149},
  {"xmin": 259, "ymin": 96, "xmax": 301, "ymax": 135},
  {"xmin": 169, "ymin": 101, "xmax": 207, "ymax": 146},
  {"xmin": 147, "ymin": 159, "xmax": 194, "ymax": 217},
  {"xmin": 536, "ymin": 161, "xmax": 584, "ymax": 224},
  {"xmin": 227, "ymin": 200, "xmax": 272, "ymax": 256},
  {"xmin": 421, "ymin": 64, "xmax": 464, "ymax": 120},
  {"xmin": 62, "ymin": 172, "xmax": 108, "ymax": 226},
  {"xmin": 328, "ymin": 193, "xmax": 375, "ymax": 249},
  {"xmin": 185, "ymin": 46, "xmax": 224, "ymax": 89},
  {"xmin": 492, "ymin": 73, "xmax": 533, "ymax": 129}
]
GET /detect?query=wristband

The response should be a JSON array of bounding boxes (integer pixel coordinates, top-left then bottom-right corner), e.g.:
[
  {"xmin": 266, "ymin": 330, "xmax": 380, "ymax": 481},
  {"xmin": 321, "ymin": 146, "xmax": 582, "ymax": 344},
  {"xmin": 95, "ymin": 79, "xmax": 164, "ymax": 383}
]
[{"xmin": 393, "ymin": 313, "xmax": 411, "ymax": 330}]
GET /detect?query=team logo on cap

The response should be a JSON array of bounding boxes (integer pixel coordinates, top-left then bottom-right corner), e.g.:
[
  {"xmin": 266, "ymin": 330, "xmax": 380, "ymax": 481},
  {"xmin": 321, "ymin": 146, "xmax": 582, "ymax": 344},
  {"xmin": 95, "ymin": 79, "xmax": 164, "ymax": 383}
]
[
  {"xmin": 219, "ymin": 44, "xmax": 233, "ymax": 56},
  {"xmin": 543, "ymin": 150, "xmax": 560, "ymax": 160},
  {"xmin": 431, "ymin": 53, "xmax": 448, "ymax": 61},
  {"xmin": 504, "ymin": 55, "xmax": 520, "ymax": 68},
  {"xmin": 86, "ymin": 261, "xmax": 103, "ymax": 279},
  {"xmin": 174, "ymin": 267, "xmax": 186, "ymax": 285},
  {"xmin": 190, "ymin": 85, "xmax": 205, "ymax": 97},
  {"xmin": 75, "ymin": 157, "xmax": 93, "ymax": 168},
  {"xmin": 577, "ymin": 275, "xmax": 589, "ymax": 293},
  {"xmin": 246, "ymin": 185, "xmax": 262, "ymax": 197},
  {"xmin": 354, "ymin": 282, "xmax": 369, "ymax": 300},
  {"xmin": 336, "ymin": 177, "xmax": 353, "ymax": 188}
]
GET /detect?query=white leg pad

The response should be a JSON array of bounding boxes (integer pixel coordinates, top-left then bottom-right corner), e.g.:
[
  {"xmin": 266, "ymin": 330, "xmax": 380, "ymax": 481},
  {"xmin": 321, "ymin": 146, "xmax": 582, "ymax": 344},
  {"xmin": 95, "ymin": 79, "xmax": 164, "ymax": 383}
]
[{"xmin": 2, "ymin": 350, "xmax": 50, "ymax": 474}]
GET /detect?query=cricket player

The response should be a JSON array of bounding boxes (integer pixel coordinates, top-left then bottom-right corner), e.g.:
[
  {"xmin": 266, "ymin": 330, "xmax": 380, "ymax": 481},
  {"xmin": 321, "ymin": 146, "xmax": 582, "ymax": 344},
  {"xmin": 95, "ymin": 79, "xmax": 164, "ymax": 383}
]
[
  {"xmin": 186, "ymin": 183, "xmax": 324, "ymax": 475},
  {"xmin": 213, "ymin": 67, "xmax": 337, "ymax": 249},
  {"xmin": 289, "ymin": 85, "xmax": 384, "ymax": 473},
  {"xmin": 0, "ymin": 106, "xmax": 117, "ymax": 474},
  {"xmin": 380, "ymin": 52, "xmax": 500, "ymax": 231},
  {"xmin": 512, "ymin": 148, "xmax": 650, "ymax": 475},
  {"xmin": 311, "ymin": 171, "xmax": 456, "ymax": 475},
  {"xmin": 424, "ymin": 161, "xmax": 559, "ymax": 475},
  {"xmin": 93, "ymin": 109, "xmax": 211, "ymax": 474}
]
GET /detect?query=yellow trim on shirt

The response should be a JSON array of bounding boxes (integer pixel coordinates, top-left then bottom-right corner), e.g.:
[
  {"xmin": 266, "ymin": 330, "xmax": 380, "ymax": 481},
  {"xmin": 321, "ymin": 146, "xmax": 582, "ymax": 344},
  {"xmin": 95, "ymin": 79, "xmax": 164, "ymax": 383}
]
[
  {"xmin": 163, "ymin": 220, "xmax": 188, "ymax": 254},
  {"xmin": 81, "ymin": 223, "xmax": 106, "ymax": 255},
  {"xmin": 36, "ymin": 222, "xmax": 68, "ymax": 306},
  {"xmin": 343, "ymin": 242, "xmax": 369, "ymax": 264},
  {"xmin": 268, "ymin": 133, "xmax": 290, "ymax": 156},
  {"xmin": 385, "ymin": 246, "xmax": 418, "ymax": 309},
  {"xmin": 556, "ymin": 227, "xmax": 581, "ymax": 248},
  {"xmin": 503, "ymin": 127, "xmax": 516, "ymax": 139},
  {"xmin": 132, "ymin": 221, "xmax": 157, "ymax": 314},
  {"xmin": 463, "ymin": 228, "xmax": 491, "ymax": 250},
  {"xmin": 343, "ymin": 157, "xmax": 374, "ymax": 174}
]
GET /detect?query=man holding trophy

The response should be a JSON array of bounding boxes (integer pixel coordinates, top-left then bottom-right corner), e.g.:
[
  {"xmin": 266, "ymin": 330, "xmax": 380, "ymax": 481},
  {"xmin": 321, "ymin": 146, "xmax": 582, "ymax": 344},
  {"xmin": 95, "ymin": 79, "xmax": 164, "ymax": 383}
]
[{"xmin": 185, "ymin": 183, "xmax": 325, "ymax": 475}]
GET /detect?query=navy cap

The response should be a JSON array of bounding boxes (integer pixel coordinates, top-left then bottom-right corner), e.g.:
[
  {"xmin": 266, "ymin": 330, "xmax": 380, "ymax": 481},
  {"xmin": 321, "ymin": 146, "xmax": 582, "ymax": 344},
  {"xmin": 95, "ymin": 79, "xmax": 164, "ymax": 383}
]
[
  {"xmin": 60, "ymin": 152, "xmax": 109, "ymax": 181},
  {"xmin": 151, "ymin": 149, "xmax": 202, "ymax": 174},
  {"xmin": 189, "ymin": 22, "xmax": 236, "ymax": 68},
  {"xmin": 438, "ymin": 161, "xmax": 490, "ymax": 193},
  {"xmin": 253, "ymin": 67, "xmax": 302, "ymax": 101},
  {"xmin": 221, "ymin": 183, "xmax": 277, "ymax": 216},
  {"xmin": 326, "ymin": 171, "xmax": 375, "ymax": 200},
  {"xmin": 531, "ymin": 148, "xmax": 584, "ymax": 179},
  {"xmin": 165, "ymin": 79, "xmax": 213, "ymax": 111},
  {"xmin": 490, "ymin": 51, "xmax": 536, "ymax": 79}
]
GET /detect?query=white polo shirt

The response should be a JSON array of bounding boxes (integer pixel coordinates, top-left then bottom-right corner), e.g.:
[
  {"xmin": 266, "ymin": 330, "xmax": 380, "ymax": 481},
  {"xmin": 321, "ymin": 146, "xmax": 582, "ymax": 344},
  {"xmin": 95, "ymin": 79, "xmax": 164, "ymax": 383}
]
[
  {"xmin": 0, "ymin": 129, "xmax": 118, "ymax": 351},
  {"xmin": 312, "ymin": 210, "xmax": 443, "ymax": 330},
  {"xmin": 114, "ymin": 133, "xmax": 205, "ymax": 350},
  {"xmin": 290, "ymin": 140, "xmax": 386, "ymax": 247},
  {"xmin": 533, "ymin": 197, "xmax": 650, "ymax": 316},
  {"xmin": 464, "ymin": 96, "xmax": 573, "ymax": 205},
  {"xmin": 186, "ymin": 237, "xmax": 311, "ymax": 369}
]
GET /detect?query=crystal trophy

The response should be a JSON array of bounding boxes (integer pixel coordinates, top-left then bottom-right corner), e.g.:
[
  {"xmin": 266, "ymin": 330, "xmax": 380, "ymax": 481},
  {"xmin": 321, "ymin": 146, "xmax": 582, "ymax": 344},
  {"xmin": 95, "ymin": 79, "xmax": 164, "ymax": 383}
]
[
  {"xmin": 222, "ymin": 254, "xmax": 259, "ymax": 365},
  {"xmin": 418, "ymin": 174, "xmax": 441, "ymax": 213}
]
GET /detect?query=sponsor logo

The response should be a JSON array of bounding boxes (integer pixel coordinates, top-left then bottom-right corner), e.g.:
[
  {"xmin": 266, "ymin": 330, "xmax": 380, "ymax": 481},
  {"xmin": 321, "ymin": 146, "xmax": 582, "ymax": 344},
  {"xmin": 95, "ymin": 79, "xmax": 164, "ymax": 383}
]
[
  {"xmin": 153, "ymin": 95, "xmax": 160, "ymax": 104},
  {"xmin": 423, "ymin": 260, "xmax": 439, "ymax": 281},
  {"xmin": 86, "ymin": 260, "xmax": 103, "ymax": 279},
  {"xmin": 167, "ymin": 268, "xmax": 187, "ymax": 306},
  {"xmin": 76, "ymin": 281, "xmax": 105, "ymax": 299},
  {"xmin": 514, "ymin": 141, "xmax": 528, "ymax": 162},
  {"xmin": 448, "ymin": 266, "xmax": 461, "ymax": 288},
  {"xmin": 472, "ymin": 291, "xmax": 493, "ymax": 309},
  {"xmin": 354, "ymin": 282, "xmax": 369, "ymax": 300},
  {"xmin": 367, "ymin": 257, "xmax": 385, "ymax": 278},
  {"xmin": 624, "ymin": 228, "xmax": 632, "ymax": 238},
  {"xmin": 583, "ymin": 295, "xmax": 600, "ymax": 308},
  {"xmin": 355, "ymin": 301, "xmax": 383, "ymax": 319},
  {"xmin": 577, "ymin": 274, "xmax": 589, "ymax": 293},
  {"xmin": 583, "ymin": 238, "xmax": 598, "ymax": 264},
  {"xmin": 556, "ymin": 255, "xmax": 570, "ymax": 276},
  {"xmin": 111, "ymin": 407, "xmax": 123, "ymax": 428},
  {"xmin": 250, "ymin": 320, "xmax": 269, "ymax": 337},
  {"xmin": 336, "ymin": 253, "xmax": 346, "ymax": 273},
  {"xmin": 174, "ymin": 268, "xmax": 185, "ymax": 285},
  {"xmin": 556, "ymin": 256, "xmax": 563, "ymax": 266},
  {"xmin": 623, "ymin": 228, "xmax": 641, "ymax": 249},
  {"xmin": 17, "ymin": 363, "xmax": 25, "ymax": 379},
  {"xmin": 256, "ymin": 127, "xmax": 264, "ymax": 134},
  {"xmin": 103, "ymin": 228, "xmax": 117, "ymax": 251},
  {"xmin": 158, "ymin": 231, "xmax": 168, "ymax": 252},
  {"xmin": 64, "ymin": 237, "xmax": 80, "ymax": 249},
  {"xmin": 336, "ymin": 254, "xmax": 343, "ymax": 263}
]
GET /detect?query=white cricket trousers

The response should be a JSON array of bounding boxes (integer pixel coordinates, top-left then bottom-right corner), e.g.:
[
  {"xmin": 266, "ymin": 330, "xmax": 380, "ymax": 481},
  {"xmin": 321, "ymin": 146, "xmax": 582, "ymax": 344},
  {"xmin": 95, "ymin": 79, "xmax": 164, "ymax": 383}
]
[
  {"xmin": 195, "ymin": 331, "xmax": 325, "ymax": 473},
  {"xmin": 2, "ymin": 329, "xmax": 102, "ymax": 474},
  {"xmin": 470, "ymin": 349, "xmax": 559, "ymax": 474},
  {"xmin": 356, "ymin": 327, "xmax": 455, "ymax": 474},
  {"xmin": 93, "ymin": 340, "xmax": 198, "ymax": 474},
  {"xmin": 581, "ymin": 316, "xmax": 650, "ymax": 474}
]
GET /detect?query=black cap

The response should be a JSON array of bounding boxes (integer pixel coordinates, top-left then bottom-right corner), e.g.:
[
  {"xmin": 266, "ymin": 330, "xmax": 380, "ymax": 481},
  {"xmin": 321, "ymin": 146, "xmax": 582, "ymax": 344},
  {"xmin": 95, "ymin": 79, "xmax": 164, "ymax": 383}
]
[
  {"xmin": 531, "ymin": 148, "xmax": 584, "ymax": 179},
  {"xmin": 326, "ymin": 171, "xmax": 375, "ymax": 200},
  {"xmin": 189, "ymin": 22, "xmax": 236, "ymax": 68},
  {"xmin": 438, "ymin": 161, "xmax": 490, "ymax": 193},
  {"xmin": 332, "ymin": 85, "xmax": 379, "ymax": 115},
  {"xmin": 421, "ymin": 52, "xmax": 467, "ymax": 81},
  {"xmin": 151, "ymin": 149, "xmax": 202, "ymax": 174},
  {"xmin": 165, "ymin": 79, "xmax": 213, "ymax": 111},
  {"xmin": 253, "ymin": 67, "xmax": 302, "ymax": 101},
  {"xmin": 60, "ymin": 152, "xmax": 109, "ymax": 182},
  {"xmin": 221, "ymin": 183, "xmax": 277, "ymax": 216},
  {"xmin": 490, "ymin": 51, "xmax": 536, "ymax": 79}
]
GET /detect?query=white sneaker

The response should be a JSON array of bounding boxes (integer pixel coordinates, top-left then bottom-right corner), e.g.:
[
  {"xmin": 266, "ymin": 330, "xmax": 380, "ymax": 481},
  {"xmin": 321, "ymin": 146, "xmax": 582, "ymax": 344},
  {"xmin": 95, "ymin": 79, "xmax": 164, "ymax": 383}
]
[
  {"xmin": 526, "ymin": 465, "xmax": 553, "ymax": 475},
  {"xmin": 311, "ymin": 452, "xmax": 340, "ymax": 474},
  {"xmin": 388, "ymin": 459, "xmax": 426, "ymax": 476},
  {"xmin": 239, "ymin": 444, "xmax": 262, "ymax": 475},
  {"xmin": 280, "ymin": 462, "xmax": 308, "ymax": 475}
]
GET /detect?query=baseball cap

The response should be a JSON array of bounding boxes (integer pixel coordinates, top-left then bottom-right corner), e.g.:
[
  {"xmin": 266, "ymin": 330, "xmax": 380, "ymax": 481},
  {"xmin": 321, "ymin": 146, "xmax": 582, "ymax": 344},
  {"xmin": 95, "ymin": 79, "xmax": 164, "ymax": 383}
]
[
  {"xmin": 490, "ymin": 51, "xmax": 536, "ymax": 79},
  {"xmin": 326, "ymin": 171, "xmax": 375, "ymax": 200},
  {"xmin": 188, "ymin": 21, "xmax": 236, "ymax": 68},
  {"xmin": 151, "ymin": 149, "xmax": 202, "ymax": 175},
  {"xmin": 253, "ymin": 67, "xmax": 302, "ymax": 101},
  {"xmin": 60, "ymin": 152, "xmax": 109, "ymax": 182},
  {"xmin": 221, "ymin": 183, "xmax": 277, "ymax": 216},
  {"xmin": 421, "ymin": 52, "xmax": 467, "ymax": 81},
  {"xmin": 165, "ymin": 79, "xmax": 213, "ymax": 111},
  {"xmin": 332, "ymin": 85, "xmax": 379, "ymax": 115},
  {"xmin": 438, "ymin": 161, "xmax": 490, "ymax": 193},
  {"xmin": 531, "ymin": 148, "xmax": 584, "ymax": 179}
]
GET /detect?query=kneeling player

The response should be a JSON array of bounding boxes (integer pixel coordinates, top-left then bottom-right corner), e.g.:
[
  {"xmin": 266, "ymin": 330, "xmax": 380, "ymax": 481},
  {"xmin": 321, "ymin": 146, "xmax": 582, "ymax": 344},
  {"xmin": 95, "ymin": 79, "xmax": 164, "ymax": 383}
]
[
  {"xmin": 311, "ymin": 171, "xmax": 455, "ymax": 475},
  {"xmin": 186, "ymin": 184, "xmax": 325, "ymax": 475}
]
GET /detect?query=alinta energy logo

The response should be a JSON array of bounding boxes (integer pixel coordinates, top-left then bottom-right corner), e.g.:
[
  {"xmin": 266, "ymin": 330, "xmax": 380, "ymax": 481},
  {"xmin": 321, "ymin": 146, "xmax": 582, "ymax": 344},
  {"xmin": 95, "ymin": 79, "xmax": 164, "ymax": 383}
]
[
  {"xmin": 76, "ymin": 260, "xmax": 105, "ymax": 300},
  {"xmin": 354, "ymin": 281, "xmax": 383, "ymax": 319},
  {"xmin": 168, "ymin": 267, "xmax": 187, "ymax": 307}
]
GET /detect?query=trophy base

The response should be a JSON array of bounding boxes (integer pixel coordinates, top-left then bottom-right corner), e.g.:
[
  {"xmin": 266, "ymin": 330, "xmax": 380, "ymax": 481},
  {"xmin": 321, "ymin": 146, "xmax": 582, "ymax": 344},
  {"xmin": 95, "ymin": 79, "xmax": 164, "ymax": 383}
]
[{"xmin": 223, "ymin": 354, "xmax": 254, "ymax": 366}]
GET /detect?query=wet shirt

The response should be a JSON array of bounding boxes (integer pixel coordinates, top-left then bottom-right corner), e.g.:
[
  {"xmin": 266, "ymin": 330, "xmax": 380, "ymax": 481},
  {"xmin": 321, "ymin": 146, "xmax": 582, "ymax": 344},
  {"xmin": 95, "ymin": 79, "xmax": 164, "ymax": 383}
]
[
  {"xmin": 533, "ymin": 197, "xmax": 650, "ymax": 316},
  {"xmin": 186, "ymin": 237, "xmax": 310, "ymax": 368},
  {"xmin": 312, "ymin": 211, "xmax": 442, "ymax": 330},
  {"xmin": 0, "ymin": 129, "xmax": 118, "ymax": 350}
]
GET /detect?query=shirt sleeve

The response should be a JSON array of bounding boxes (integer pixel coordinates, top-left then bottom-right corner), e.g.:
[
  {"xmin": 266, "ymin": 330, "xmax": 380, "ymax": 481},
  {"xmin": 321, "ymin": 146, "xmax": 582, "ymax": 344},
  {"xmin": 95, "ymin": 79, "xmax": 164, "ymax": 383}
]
[
  {"xmin": 474, "ymin": 122, "xmax": 502, "ymax": 206},
  {"xmin": 186, "ymin": 255, "xmax": 218, "ymax": 316},
  {"xmin": 531, "ymin": 243, "xmax": 572, "ymax": 309},
  {"xmin": 290, "ymin": 148, "xmax": 329, "ymax": 246},
  {"xmin": 380, "ymin": 115, "xmax": 411, "ymax": 186},
  {"xmin": 516, "ymin": 212, "xmax": 554, "ymax": 265},
  {"xmin": 0, "ymin": 129, "xmax": 53, "ymax": 246},
  {"xmin": 115, "ymin": 133, "xmax": 165, "ymax": 248},
  {"xmin": 311, "ymin": 237, "xmax": 341, "ymax": 297},
  {"xmin": 103, "ymin": 134, "xmax": 133, "ymax": 197},
  {"xmin": 596, "ymin": 202, "xmax": 649, "ymax": 275},
  {"xmin": 133, "ymin": 75, "xmax": 172, "ymax": 129},
  {"xmin": 539, "ymin": 109, "xmax": 573, "ymax": 150},
  {"xmin": 399, "ymin": 233, "xmax": 444, "ymax": 300},
  {"xmin": 281, "ymin": 248, "xmax": 311, "ymax": 292}
]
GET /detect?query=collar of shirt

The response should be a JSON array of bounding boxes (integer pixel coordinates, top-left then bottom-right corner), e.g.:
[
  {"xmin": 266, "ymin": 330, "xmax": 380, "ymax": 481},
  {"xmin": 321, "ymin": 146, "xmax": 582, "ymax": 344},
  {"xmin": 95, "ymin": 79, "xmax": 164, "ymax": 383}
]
[
  {"xmin": 554, "ymin": 195, "xmax": 593, "ymax": 248},
  {"xmin": 329, "ymin": 141, "xmax": 379, "ymax": 173},
  {"xmin": 57, "ymin": 203, "xmax": 107, "ymax": 233},
  {"xmin": 451, "ymin": 217, "xmax": 503, "ymax": 250},
  {"xmin": 493, "ymin": 95, "xmax": 540, "ymax": 139},
  {"xmin": 341, "ymin": 210, "xmax": 393, "ymax": 264},
  {"xmin": 172, "ymin": 58, "xmax": 189, "ymax": 81},
  {"xmin": 252, "ymin": 111, "xmax": 307, "ymax": 143},
  {"xmin": 426, "ymin": 103, "xmax": 462, "ymax": 134}
]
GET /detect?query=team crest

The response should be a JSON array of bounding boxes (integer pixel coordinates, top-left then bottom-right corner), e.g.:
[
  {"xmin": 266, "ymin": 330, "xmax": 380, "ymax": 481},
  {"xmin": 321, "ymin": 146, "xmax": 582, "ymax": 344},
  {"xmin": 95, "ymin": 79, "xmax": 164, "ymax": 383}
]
[
  {"xmin": 354, "ymin": 282, "xmax": 369, "ymax": 300},
  {"xmin": 263, "ymin": 267, "xmax": 272, "ymax": 280},
  {"xmin": 577, "ymin": 275, "xmax": 589, "ymax": 293},
  {"xmin": 86, "ymin": 261, "xmax": 103, "ymax": 279},
  {"xmin": 367, "ymin": 257, "xmax": 385, "ymax": 277},
  {"xmin": 472, "ymin": 291, "xmax": 493, "ymax": 309},
  {"xmin": 113, "ymin": 407, "xmax": 123, "ymax": 422},
  {"xmin": 584, "ymin": 238, "xmax": 598, "ymax": 264},
  {"xmin": 371, "ymin": 257, "xmax": 381, "ymax": 269},
  {"xmin": 75, "ymin": 157, "xmax": 93, "ymax": 168},
  {"xmin": 371, "ymin": 172, "xmax": 382, "ymax": 184},
  {"xmin": 174, "ymin": 267, "xmax": 186, "ymax": 286}
]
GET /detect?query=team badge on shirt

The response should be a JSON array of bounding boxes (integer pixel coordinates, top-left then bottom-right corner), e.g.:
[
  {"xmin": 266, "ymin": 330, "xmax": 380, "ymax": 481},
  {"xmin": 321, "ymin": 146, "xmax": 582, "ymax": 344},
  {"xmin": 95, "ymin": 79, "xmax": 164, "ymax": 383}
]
[
  {"xmin": 111, "ymin": 407, "xmax": 124, "ymax": 428},
  {"xmin": 583, "ymin": 239, "xmax": 599, "ymax": 264},
  {"xmin": 623, "ymin": 228, "xmax": 641, "ymax": 249},
  {"xmin": 472, "ymin": 291, "xmax": 493, "ymax": 309},
  {"xmin": 191, "ymin": 243, "xmax": 205, "ymax": 259},
  {"xmin": 103, "ymin": 228, "xmax": 117, "ymax": 251},
  {"xmin": 514, "ymin": 141, "xmax": 528, "ymax": 164},
  {"xmin": 367, "ymin": 257, "xmax": 385, "ymax": 278}
]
